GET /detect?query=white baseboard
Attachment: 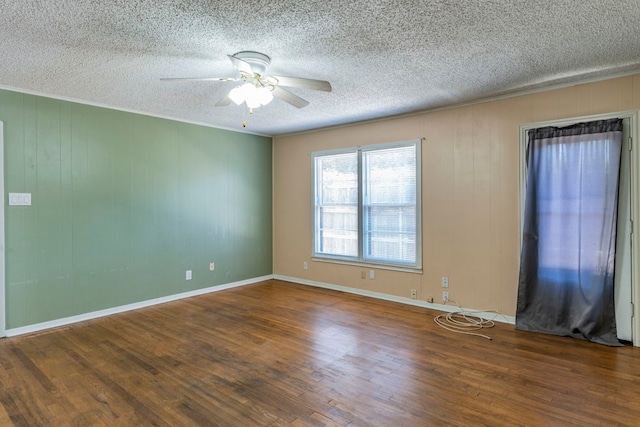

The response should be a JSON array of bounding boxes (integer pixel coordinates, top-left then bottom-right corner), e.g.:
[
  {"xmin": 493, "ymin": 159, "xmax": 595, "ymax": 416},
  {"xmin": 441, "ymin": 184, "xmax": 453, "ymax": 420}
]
[
  {"xmin": 5, "ymin": 274, "xmax": 514, "ymax": 338},
  {"xmin": 274, "ymin": 274, "xmax": 516, "ymax": 325},
  {"xmin": 5, "ymin": 275, "xmax": 274, "ymax": 337}
]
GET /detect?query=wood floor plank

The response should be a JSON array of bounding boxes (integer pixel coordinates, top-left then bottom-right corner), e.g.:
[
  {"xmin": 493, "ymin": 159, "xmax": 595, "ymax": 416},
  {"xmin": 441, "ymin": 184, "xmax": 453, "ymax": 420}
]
[{"xmin": 1, "ymin": 279, "xmax": 640, "ymax": 426}]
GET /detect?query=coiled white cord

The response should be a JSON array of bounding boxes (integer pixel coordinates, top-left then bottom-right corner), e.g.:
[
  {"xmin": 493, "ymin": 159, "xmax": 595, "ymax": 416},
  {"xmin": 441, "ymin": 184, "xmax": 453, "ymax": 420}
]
[{"xmin": 433, "ymin": 300, "xmax": 497, "ymax": 340}]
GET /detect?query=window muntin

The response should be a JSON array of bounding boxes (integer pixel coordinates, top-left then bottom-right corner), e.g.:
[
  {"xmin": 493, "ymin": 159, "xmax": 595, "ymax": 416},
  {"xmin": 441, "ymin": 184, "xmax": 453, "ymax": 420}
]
[{"xmin": 313, "ymin": 140, "xmax": 421, "ymax": 269}]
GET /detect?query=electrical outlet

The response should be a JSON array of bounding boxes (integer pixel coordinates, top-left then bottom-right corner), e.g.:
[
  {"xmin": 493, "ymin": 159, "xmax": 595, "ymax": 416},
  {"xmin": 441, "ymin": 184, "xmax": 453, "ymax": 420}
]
[
  {"xmin": 361, "ymin": 270, "xmax": 366, "ymax": 279},
  {"xmin": 410, "ymin": 289, "xmax": 417, "ymax": 299},
  {"xmin": 209, "ymin": 262, "xmax": 215, "ymax": 271},
  {"xmin": 303, "ymin": 261, "xmax": 308, "ymax": 270},
  {"xmin": 441, "ymin": 276, "xmax": 449, "ymax": 288},
  {"xmin": 369, "ymin": 270, "xmax": 375, "ymax": 279},
  {"xmin": 442, "ymin": 291, "xmax": 449, "ymax": 302},
  {"xmin": 186, "ymin": 270, "xmax": 192, "ymax": 280}
]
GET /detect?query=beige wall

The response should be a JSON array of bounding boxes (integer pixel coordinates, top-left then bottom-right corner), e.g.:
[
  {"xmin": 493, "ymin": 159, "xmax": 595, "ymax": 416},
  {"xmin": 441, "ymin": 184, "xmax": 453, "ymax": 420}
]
[{"xmin": 273, "ymin": 74, "xmax": 640, "ymax": 316}]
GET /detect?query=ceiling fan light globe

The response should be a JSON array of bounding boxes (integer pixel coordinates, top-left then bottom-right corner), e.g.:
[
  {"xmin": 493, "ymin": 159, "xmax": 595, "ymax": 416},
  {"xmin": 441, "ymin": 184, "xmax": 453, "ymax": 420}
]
[
  {"xmin": 228, "ymin": 85, "xmax": 246, "ymax": 105},
  {"xmin": 246, "ymin": 97, "xmax": 261, "ymax": 109},
  {"xmin": 255, "ymin": 86, "xmax": 274, "ymax": 106}
]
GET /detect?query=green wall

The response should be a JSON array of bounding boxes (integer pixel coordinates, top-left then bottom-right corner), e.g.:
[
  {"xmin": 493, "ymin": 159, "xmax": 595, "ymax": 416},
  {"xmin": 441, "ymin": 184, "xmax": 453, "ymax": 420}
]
[{"xmin": 0, "ymin": 89, "xmax": 272, "ymax": 329}]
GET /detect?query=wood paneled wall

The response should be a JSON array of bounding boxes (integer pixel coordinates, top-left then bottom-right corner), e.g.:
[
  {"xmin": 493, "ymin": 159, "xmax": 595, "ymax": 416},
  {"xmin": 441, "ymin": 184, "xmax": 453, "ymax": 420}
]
[
  {"xmin": 273, "ymin": 75, "xmax": 640, "ymax": 316},
  {"xmin": 0, "ymin": 89, "xmax": 273, "ymax": 329}
]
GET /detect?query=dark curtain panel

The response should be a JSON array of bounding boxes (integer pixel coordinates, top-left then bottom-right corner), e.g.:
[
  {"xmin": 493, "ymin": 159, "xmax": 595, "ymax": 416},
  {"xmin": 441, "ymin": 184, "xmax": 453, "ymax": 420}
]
[{"xmin": 516, "ymin": 119, "xmax": 623, "ymax": 346}]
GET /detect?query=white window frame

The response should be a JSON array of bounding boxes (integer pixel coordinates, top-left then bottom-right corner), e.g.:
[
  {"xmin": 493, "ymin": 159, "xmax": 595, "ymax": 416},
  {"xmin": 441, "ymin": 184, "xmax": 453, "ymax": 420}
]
[{"xmin": 311, "ymin": 139, "xmax": 422, "ymax": 272}]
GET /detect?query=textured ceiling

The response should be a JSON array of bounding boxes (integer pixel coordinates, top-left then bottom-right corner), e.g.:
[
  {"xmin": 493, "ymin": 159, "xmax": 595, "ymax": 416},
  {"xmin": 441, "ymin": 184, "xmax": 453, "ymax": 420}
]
[{"xmin": 1, "ymin": 1, "xmax": 640, "ymax": 136}]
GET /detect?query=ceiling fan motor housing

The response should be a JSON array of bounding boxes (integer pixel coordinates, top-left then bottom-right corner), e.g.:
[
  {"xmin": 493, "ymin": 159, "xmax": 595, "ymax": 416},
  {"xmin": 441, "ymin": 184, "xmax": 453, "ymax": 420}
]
[{"xmin": 233, "ymin": 51, "xmax": 271, "ymax": 76}]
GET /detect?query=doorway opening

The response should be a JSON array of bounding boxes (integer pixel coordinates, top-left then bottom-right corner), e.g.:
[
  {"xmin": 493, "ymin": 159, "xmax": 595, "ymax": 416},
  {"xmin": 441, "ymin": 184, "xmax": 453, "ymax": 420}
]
[{"xmin": 519, "ymin": 111, "xmax": 638, "ymax": 345}]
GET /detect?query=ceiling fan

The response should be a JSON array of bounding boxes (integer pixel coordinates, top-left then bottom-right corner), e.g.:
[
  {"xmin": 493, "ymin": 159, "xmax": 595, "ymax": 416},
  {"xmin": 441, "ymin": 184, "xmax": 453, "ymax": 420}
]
[{"xmin": 161, "ymin": 51, "xmax": 332, "ymax": 111}]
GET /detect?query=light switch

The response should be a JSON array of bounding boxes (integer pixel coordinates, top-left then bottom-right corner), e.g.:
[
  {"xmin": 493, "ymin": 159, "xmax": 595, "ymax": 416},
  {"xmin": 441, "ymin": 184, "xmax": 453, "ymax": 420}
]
[{"xmin": 8, "ymin": 193, "xmax": 32, "ymax": 206}]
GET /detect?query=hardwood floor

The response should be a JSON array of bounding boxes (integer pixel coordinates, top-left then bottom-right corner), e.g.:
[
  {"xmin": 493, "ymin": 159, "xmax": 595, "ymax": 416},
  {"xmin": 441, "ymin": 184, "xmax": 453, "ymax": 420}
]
[{"xmin": 0, "ymin": 279, "xmax": 639, "ymax": 426}]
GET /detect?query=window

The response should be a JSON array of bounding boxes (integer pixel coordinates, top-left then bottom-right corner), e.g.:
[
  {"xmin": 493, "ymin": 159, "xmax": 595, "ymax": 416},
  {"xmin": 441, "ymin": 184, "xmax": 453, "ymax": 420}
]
[{"xmin": 313, "ymin": 139, "xmax": 421, "ymax": 269}]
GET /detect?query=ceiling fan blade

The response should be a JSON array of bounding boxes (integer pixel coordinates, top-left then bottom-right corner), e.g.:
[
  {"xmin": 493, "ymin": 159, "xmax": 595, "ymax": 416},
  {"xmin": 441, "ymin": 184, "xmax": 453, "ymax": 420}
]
[
  {"xmin": 268, "ymin": 75, "xmax": 332, "ymax": 92},
  {"xmin": 272, "ymin": 86, "xmax": 310, "ymax": 108},
  {"xmin": 227, "ymin": 54, "xmax": 253, "ymax": 75},
  {"xmin": 160, "ymin": 77, "xmax": 238, "ymax": 82},
  {"xmin": 215, "ymin": 94, "xmax": 232, "ymax": 107}
]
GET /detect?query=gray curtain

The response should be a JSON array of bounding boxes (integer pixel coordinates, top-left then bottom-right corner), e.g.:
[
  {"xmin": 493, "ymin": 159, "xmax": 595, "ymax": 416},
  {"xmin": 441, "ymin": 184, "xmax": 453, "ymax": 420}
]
[{"xmin": 516, "ymin": 119, "xmax": 623, "ymax": 346}]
